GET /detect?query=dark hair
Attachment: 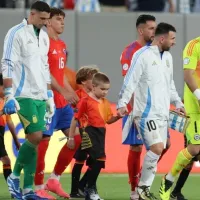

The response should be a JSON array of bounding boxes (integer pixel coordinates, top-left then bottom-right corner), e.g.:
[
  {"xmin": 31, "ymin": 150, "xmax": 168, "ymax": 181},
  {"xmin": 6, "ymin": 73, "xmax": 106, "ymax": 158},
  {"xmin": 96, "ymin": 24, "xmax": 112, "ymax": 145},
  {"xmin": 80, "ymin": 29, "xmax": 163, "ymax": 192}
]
[
  {"xmin": 31, "ymin": 1, "xmax": 51, "ymax": 13},
  {"xmin": 50, "ymin": 7, "xmax": 65, "ymax": 18},
  {"xmin": 136, "ymin": 14, "xmax": 156, "ymax": 27},
  {"xmin": 92, "ymin": 72, "xmax": 110, "ymax": 86},
  {"xmin": 76, "ymin": 65, "xmax": 99, "ymax": 84},
  {"xmin": 0, "ymin": 74, "xmax": 3, "ymax": 86},
  {"xmin": 155, "ymin": 22, "xmax": 176, "ymax": 36}
]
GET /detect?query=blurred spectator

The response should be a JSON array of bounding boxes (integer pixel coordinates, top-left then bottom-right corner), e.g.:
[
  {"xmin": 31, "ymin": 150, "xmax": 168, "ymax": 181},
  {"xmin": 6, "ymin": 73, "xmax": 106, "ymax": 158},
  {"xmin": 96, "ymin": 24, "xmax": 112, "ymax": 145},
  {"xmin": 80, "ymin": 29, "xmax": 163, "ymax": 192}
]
[
  {"xmin": 75, "ymin": 0, "xmax": 101, "ymax": 12},
  {"xmin": 64, "ymin": 0, "xmax": 75, "ymax": 9},
  {"xmin": 127, "ymin": 0, "xmax": 175, "ymax": 12},
  {"xmin": 99, "ymin": 0, "xmax": 126, "ymax": 12}
]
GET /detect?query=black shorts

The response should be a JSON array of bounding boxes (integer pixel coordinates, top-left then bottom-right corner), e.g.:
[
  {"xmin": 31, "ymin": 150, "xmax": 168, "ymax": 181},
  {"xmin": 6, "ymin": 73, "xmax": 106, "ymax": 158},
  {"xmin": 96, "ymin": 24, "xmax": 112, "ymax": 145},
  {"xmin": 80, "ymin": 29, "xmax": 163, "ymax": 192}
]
[
  {"xmin": 84, "ymin": 126, "xmax": 106, "ymax": 160},
  {"xmin": 74, "ymin": 146, "xmax": 88, "ymax": 162},
  {"xmin": 0, "ymin": 126, "xmax": 7, "ymax": 158}
]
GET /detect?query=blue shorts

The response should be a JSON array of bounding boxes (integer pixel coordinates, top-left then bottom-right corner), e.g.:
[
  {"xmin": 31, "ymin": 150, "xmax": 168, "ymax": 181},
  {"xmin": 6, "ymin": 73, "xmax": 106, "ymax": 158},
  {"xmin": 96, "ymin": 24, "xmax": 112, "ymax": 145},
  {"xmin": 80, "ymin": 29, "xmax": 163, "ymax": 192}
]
[
  {"xmin": 122, "ymin": 115, "xmax": 143, "ymax": 145},
  {"xmin": 43, "ymin": 104, "xmax": 74, "ymax": 136}
]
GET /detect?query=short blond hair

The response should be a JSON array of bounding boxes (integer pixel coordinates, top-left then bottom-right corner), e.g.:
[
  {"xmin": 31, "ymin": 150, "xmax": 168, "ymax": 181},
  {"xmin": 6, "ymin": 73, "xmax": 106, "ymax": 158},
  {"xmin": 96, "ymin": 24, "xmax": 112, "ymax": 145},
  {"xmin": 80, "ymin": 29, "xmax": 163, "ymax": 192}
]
[{"xmin": 76, "ymin": 65, "xmax": 99, "ymax": 84}]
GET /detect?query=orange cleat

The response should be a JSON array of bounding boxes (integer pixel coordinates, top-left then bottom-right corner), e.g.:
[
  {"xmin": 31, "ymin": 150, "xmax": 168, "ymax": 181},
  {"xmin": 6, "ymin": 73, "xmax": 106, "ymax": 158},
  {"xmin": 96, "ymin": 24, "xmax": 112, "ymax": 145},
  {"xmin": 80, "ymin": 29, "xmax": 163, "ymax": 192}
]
[
  {"xmin": 35, "ymin": 189, "xmax": 56, "ymax": 200},
  {"xmin": 45, "ymin": 179, "xmax": 70, "ymax": 199}
]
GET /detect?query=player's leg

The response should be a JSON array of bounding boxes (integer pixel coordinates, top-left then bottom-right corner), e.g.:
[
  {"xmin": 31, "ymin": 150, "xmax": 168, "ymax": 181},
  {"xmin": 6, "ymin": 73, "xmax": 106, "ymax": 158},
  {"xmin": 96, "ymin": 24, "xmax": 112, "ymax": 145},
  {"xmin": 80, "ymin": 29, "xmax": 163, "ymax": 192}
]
[
  {"xmin": 84, "ymin": 127, "xmax": 105, "ymax": 200},
  {"xmin": 158, "ymin": 131, "xmax": 171, "ymax": 162},
  {"xmin": 170, "ymin": 135, "xmax": 192, "ymax": 200},
  {"xmin": 122, "ymin": 115, "xmax": 142, "ymax": 200},
  {"xmin": 46, "ymin": 105, "xmax": 81, "ymax": 198},
  {"xmin": 159, "ymin": 114, "xmax": 200, "ymax": 200},
  {"xmin": 0, "ymin": 126, "xmax": 12, "ymax": 182},
  {"xmin": 135, "ymin": 119, "xmax": 166, "ymax": 200},
  {"xmin": 7, "ymin": 99, "xmax": 47, "ymax": 199},
  {"xmin": 71, "ymin": 146, "xmax": 87, "ymax": 198},
  {"xmin": 34, "ymin": 115, "xmax": 57, "ymax": 199}
]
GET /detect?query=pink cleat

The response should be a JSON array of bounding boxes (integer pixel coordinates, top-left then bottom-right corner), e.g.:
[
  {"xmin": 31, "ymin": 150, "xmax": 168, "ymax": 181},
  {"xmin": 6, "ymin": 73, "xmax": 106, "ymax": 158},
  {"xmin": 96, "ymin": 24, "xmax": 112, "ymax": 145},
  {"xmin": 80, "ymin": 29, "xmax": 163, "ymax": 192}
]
[
  {"xmin": 35, "ymin": 189, "xmax": 56, "ymax": 200},
  {"xmin": 45, "ymin": 179, "xmax": 70, "ymax": 199}
]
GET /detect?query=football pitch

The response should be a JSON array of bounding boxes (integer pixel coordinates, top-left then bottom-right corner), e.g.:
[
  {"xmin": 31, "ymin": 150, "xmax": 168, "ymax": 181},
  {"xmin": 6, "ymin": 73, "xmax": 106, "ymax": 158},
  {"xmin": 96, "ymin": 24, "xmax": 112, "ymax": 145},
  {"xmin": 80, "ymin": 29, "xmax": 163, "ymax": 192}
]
[{"xmin": 0, "ymin": 174, "xmax": 199, "ymax": 200}]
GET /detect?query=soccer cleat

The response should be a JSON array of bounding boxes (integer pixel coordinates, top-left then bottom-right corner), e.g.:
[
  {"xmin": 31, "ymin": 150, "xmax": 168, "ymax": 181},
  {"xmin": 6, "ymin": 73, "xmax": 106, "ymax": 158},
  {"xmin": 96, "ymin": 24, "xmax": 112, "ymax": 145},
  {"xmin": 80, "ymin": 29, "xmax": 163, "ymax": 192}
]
[
  {"xmin": 137, "ymin": 186, "xmax": 157, "ymax": 200},
  {"xmin": 70, "ymin": 192, "xmax": 85, "ymax": 198},
  {"xmin": 45, "ymin": 178, "xmax": 70, "ymax": 198},
  {"xmin": 85, "ymin": 186, "xmax": 103, "ymax": 200},
  {"xmin": 22, "ymin": 191, "xmax": 48, "ymax": 200},
  {"xmin": 170, "ymin": 191, "xmax": 188, "ymax": 200},
  {"xmin": 130, "ymin": 190, "xmax": 139, "ymax": 200},
  {"xmin": 159, "ymin": 176, "xmax": 173, "ymax": 200},
  {"xmin": 35, "ymin": 189, "xmax": 56, "ymax": 200},
  {"xmin": 7, "ymin": 175, "xmax": 22, "ymax": 199}
]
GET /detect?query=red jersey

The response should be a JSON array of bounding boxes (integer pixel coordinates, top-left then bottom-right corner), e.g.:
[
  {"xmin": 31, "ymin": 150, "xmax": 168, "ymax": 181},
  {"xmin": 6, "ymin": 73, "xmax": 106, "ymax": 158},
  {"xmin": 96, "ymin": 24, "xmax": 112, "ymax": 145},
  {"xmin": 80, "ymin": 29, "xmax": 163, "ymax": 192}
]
[
  {"xmin": 75, "ymin": 88, "xmax": 89, "ymax": 127},
  {"xmin": 76, "ymin": 88, "xmax": 88, "ymax": 99},
  {"xmin": 120, "ymin": 41, "xmax": 142, "ymax": 76},
  {"xmin": 48, "ymin": 38, "xmax": 67, "ymax": 108},
  {"xmin": 74, "ymin": 96, "xmax": 113, "ymax": 128},
  {"xmin": 120, "ymin": 41, "xmax": 142, "ymax": 112}
]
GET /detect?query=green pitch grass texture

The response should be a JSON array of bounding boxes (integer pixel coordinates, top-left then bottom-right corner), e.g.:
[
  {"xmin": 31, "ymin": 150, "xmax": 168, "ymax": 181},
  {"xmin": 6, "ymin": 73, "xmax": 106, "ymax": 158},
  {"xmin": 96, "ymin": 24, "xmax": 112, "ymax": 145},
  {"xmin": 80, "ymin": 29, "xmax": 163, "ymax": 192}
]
[{"xmin": 0, "ymin": 174, "xmax": 199, "ymax": 199}]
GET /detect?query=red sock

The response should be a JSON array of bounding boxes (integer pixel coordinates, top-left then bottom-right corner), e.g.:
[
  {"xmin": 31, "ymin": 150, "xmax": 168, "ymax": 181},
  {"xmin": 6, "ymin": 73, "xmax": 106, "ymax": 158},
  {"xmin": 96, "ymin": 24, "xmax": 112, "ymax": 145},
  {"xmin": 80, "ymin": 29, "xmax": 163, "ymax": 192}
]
[
  {"xmin": 158, "ymin": 148, "xmax": 169, "ymax": 163},
  {"xmin": 54, "ymin": 135, "xmax": 82, "ymax": 176},
  {"xmin": 34, "ymin": 139, "xmax": 49, "ymax": 186},
  {"xmin": 128, "ymin": 150, "xmax": 141, "ymax": 191}
]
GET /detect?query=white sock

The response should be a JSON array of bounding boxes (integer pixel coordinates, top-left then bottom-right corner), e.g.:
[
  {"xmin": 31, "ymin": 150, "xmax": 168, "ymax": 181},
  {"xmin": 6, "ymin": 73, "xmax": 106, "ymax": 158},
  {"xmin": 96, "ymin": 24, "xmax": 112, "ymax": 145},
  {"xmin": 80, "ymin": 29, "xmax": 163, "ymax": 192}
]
[
  {"xmin": 166, "ymin": 172, "xmax": 175, "ymax": 182},
  {"xmin": 23, "ymin": 188, "xmax": 32, "ymax": 195},
  {"xmin": 138, "ymin": 150, "xmax": 160, "ymax": 187},
  {"xmin": 10, "ymin": 173, "xmax": 20, "ymax": 179},
  {"xmin": 35, "ymin": 184, "xmax": 45, "ymax": 191},
  {"xmin": 50, "ymin": 172, "xmax": 60, "ymax": 181}
]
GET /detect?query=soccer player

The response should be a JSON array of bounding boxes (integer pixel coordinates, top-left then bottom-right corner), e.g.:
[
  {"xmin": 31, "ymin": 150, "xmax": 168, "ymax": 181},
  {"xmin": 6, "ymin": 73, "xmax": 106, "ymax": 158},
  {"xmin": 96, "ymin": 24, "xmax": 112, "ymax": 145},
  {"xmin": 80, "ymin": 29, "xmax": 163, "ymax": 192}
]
[
  {"xmin": 0, "ymin": 74, "xmax": 20, "ymax": 184},
  {"xmin": 70, "ymin": 66, "xmax": 99, "ymax": 198},
  {"xmin": 159, "ymin": 36, "xmax": 200, "ymax": 199},
  {"xmin": 34, "ymin": 7, "xmax": 81, "ymax": 199},
  {"xmin": 120, "ymin": 14, "xmax": 156, "ymax": 200},
  {"xmin": 1, "ymin": 1, "xmax": 54, "ymax": 199},
  {"xmin": 68, "ymin": 72, "xmax": 120, "ymax": 200},
  {"xmin": 117, "ymin": 23, "xmax": 184, "ymax": 200},
  {"xmin": 121, "ymin": 17, "xmax": 173, "ymax": 199}
]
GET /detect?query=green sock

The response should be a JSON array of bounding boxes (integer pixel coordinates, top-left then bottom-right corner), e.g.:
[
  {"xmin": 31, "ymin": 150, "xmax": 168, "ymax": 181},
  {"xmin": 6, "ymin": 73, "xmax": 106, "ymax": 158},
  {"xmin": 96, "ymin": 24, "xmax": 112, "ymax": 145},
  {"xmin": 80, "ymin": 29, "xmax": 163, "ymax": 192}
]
[
  {"xmin": 13, "ymin": 140, "xmax": 36, "ymax": 179},
  {"xmin": 23, "ymin": 148, "xmax": 37, "ymax": 189}
]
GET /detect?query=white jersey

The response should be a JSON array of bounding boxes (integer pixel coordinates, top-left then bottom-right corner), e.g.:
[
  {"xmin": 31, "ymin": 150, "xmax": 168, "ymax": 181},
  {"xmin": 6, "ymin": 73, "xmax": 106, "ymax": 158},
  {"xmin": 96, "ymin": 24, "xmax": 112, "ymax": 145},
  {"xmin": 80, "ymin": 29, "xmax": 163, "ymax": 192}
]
[
  {"xmin": 75, "ymin": 0, "xmax": 101, "ymax": 12},
  {"xmin": 117, "ymin": 45, "xmax": 183, "ymax": 120},
  {"xmin": 1, "ymin": 19, "xmax": 50, "ymax": 100}
]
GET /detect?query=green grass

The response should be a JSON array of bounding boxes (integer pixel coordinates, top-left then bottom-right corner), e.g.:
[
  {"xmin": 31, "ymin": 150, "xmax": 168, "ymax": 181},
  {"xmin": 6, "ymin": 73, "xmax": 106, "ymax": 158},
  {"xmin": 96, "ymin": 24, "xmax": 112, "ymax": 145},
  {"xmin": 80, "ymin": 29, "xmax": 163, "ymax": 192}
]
[{"xmin": 0, "ymin": 174, "xmax": 199, "ymax": 199}]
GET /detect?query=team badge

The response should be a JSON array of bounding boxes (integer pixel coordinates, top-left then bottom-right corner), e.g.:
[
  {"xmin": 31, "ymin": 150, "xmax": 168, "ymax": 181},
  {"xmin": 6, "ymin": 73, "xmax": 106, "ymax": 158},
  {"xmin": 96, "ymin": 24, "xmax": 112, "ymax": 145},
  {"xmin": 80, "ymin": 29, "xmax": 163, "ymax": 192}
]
[
  {"xmin": 63, "ymin": 48, "xmax": 67, "ymax": 55},
  {"xmin": 43, "ymin": 38, "xmax": 47, "ymax": 46},
  {"xmin": 32, "ymin": 115, "xmax": 38, "ymax": 123},
  {"xmin": 184, "ymin": 57, "xmax": 190, "ymax": 65},
  {"xmin": 194, "ymin": 134, "xmax": 200, "ymax": 141},
  {"xmin": 166, "ymin": 59, "xmax": 170, "ymax": 68},
  {"xmin": 123, "ymin": 64, "xmax": 128, "ymax": 71}
]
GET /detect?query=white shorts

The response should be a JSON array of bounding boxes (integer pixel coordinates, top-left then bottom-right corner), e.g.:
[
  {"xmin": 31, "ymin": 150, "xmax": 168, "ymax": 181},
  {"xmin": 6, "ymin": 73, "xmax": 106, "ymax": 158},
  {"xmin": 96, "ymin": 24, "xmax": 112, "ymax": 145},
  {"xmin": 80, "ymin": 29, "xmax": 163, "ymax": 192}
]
[{"xmin": 134, "ymin": 118, "xmax": 168, "ymax": 150}]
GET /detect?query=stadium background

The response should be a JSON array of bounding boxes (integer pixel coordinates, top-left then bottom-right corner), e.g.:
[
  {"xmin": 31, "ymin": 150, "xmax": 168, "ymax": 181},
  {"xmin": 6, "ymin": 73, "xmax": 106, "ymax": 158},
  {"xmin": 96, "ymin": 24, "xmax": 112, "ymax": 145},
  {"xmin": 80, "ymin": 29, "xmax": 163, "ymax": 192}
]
[{"xmin": 0, "ymin": 10, "xmax": 200, "ymax": 174}]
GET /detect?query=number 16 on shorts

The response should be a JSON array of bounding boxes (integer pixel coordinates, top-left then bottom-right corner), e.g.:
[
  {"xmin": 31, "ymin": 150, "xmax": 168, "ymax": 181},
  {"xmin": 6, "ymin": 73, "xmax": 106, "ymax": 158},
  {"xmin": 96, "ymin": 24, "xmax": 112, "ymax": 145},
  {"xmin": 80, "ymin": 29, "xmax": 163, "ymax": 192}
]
[{"xmin": 134, "ymin": 118, "xmax": 168, "ymax": 149}]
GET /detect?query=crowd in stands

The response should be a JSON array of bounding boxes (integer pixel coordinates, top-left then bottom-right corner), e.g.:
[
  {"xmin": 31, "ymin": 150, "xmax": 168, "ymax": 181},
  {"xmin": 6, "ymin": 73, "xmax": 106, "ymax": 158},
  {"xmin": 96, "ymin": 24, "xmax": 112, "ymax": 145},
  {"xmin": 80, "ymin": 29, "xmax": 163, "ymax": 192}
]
[{"xmin": 0, "ymin": 0, "xmax": 199, "ymax": 13}]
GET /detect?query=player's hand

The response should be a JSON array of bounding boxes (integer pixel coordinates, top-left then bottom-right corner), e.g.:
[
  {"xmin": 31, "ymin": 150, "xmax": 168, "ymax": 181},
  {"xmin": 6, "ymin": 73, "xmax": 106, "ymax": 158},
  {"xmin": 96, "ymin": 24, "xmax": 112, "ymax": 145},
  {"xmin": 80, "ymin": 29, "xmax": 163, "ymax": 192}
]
[
  {"xmin": 175, "ymin": 107, "xmax": 186, "ymax": 116},
  {"xmin": 117, "ymin": 106, "xmax": 128, "ymax": 117},
  {"xmin": 4, "ymin": 88, "xmax": 20, "ymax": 114},
  {"xmin": 45, "ymin": 90, "xmax": 55, "ymax": 119},
  {"xmin": 61, "ymin": 89, "xmax": 79, "ymax": 105},
  {"xmin": 67, "ymin": 138, "xmax": 75, "ymax": 149},
  {"xmin": 15, "ymin": 142, "xmax": 21, "ymax": 150}
]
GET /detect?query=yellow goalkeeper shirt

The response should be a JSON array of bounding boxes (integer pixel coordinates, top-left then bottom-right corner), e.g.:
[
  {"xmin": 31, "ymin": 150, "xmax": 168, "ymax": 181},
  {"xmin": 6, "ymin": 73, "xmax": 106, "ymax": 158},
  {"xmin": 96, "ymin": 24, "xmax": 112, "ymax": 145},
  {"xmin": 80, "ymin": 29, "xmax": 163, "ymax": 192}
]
[{"xmin": 183, "ymin": 37, "xmax": 200, "ymax": 114}]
